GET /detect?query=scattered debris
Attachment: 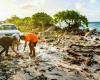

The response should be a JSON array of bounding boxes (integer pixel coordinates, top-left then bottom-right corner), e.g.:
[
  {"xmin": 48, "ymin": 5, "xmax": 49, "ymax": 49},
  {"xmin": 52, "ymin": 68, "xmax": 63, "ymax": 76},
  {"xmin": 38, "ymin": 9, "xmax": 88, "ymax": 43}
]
[{"xmin": 0, "ymin": 35, "xmax": 100, "ymax": 80}]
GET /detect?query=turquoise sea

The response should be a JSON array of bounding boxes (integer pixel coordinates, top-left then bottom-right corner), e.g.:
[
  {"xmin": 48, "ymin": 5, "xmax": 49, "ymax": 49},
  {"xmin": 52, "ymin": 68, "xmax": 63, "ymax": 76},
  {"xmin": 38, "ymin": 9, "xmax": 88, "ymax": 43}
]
[
  {"xmin": 88, "ymin": 22, "xmax": 100, "ymax": 31},
  {"xmin": 56, "ymin": 22, "xmax": 100, "ymax": 31}
]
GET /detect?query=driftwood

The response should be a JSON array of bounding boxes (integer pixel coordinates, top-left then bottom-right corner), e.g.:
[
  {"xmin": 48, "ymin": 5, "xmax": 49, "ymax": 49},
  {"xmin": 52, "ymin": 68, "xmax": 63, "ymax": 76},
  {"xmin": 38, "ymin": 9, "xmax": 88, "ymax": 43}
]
[
  {"xmin": 55, "ymin": 31, "xmax": 67, "ymax": 45},
  {"xmin": 85, "ymin": 29, "xmax": 96, "ymax": 37},
  {"xmin": 70, "ymin": 58, "xmax": 85, "ymax": 66},
  {"xmin": 67, "ymin": 50, "xmax": 81, "ymax": 58},
  {"xmin": 69, "ymin": 44, "xmax": 100, "ymax": 56},
  {"xmin": 70, "ymin": 44, "xmax": 100, "ymax": 49}
]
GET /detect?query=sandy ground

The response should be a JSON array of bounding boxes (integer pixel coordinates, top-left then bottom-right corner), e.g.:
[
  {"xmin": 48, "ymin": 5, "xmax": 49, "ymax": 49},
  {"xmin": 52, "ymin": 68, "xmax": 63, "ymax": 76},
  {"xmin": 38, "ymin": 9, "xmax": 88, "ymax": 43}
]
[{"xmin": 0, "ymin": 38, "xmax": 100, "ymax": 80}]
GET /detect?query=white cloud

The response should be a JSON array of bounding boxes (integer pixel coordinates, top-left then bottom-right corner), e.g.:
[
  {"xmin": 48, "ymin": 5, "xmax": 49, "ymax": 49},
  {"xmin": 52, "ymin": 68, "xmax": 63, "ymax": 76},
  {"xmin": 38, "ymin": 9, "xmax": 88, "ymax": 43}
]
[
  {"xmin": 75, "ymin": 2, "xmax": 84, "ymax": 10},
  {"xmin": 32, "ymin": 0, "xmax": 45, "ymax": 7},
  {"xmin": 74, "ymin": 2, "xmax": 87, "ymax": 14},
  {"xmin": 0, "ymin": 0, "xmax": 99, "ymax": 21},
  {"xmin": 0, "ymin": 1, "xmax": 14, "ymax": 20},
  {"xmin": 90, "ymin": 0, "xmax": 96, "ymax": 3},
  {"xmin": 21, "ymin": 4, "xmax": 33, "ymax": 11},
  {"xmin": 19, "ymin": 0, "xmax": 46, "ymax": 8},
  {"xmin": 17, "ymin": 0, "xmax": 46, "ymax": 17},
  {"xmin": 74, "ymin": 2, "xmax": 97, "ymax": 21},
  {"xmin": 87, "ymin": 11, "xmax": 100, "ymax": 21}
]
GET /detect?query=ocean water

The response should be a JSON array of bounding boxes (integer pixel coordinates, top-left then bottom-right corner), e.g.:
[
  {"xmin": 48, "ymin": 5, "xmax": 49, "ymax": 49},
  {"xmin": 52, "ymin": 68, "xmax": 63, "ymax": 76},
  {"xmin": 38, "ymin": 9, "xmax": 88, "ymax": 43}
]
[
  {"xmin": 56, "ymin": 22, "xmax": 100, "ymax": 31},
  {"xmin": 88, "ymin": 22, "xmax": 100, "ymax": 31}
]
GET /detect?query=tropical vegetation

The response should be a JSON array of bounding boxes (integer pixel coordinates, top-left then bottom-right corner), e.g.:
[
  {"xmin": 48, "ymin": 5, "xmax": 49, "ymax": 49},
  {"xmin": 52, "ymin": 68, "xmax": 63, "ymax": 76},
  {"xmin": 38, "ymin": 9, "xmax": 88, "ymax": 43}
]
[
  {"xmin": 54, "ymin": 10, "xmax": 88, "ymax": 35},
  {"xmin": 5, "ymin": 10, "xmax": 88, "ymax": 35}
]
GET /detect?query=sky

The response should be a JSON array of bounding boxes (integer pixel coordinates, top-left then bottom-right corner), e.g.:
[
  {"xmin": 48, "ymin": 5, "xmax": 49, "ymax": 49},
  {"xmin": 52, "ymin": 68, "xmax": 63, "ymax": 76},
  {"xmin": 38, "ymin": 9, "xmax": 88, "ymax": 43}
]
[{"xmin": 0, "ymin": 0, "xmax": 100, "ymax": 22}]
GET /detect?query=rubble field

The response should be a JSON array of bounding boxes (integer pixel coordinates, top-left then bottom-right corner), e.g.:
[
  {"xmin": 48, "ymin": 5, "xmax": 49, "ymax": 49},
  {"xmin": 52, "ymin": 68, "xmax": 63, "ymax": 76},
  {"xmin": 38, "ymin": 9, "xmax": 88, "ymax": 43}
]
[{"xmin": 0, "ymin": 35, "xmax": 100, "ymax": 80}]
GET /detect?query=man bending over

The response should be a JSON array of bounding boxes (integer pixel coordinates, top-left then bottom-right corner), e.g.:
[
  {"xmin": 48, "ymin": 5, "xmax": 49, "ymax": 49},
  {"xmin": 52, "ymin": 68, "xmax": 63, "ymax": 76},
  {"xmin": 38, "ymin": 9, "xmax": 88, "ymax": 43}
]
[
  {"xmin": 20, "ymin": 32, "xmax": 38, "ymax": 57},
  {"xmin": 0, "ymin": 36, "xmax": 19, "ymax": 57}
]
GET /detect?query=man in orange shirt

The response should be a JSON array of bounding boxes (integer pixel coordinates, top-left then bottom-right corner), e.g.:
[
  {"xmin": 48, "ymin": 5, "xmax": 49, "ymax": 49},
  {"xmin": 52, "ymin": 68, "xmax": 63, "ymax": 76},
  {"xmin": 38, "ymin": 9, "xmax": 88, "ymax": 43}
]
[{"xmin": 20, "ymin": 32, "xmax": 38, "ymax": 57}]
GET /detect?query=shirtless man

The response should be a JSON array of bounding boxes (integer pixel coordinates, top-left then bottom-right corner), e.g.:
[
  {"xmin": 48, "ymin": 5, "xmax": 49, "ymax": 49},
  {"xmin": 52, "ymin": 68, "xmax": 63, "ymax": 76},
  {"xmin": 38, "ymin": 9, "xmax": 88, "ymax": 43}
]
[{"xmin": 0, "ymin": 36, "xmax": 19, "ymax": 57}]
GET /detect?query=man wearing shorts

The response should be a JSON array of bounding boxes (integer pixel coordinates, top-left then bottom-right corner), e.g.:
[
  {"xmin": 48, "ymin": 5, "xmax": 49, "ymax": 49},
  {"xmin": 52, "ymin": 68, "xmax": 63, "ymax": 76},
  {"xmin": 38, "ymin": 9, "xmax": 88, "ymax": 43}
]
[{"xmin": 21, "ymin": 32, "xmax": 38, "ymax": 57}]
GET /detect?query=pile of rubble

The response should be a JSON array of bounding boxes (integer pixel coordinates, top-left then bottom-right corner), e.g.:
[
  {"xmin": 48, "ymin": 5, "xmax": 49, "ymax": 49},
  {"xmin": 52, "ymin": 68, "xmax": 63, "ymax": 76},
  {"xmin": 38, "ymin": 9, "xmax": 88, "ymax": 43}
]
[{"xmin": 0, "ymin": 35, "xmax": 100, "ymax": 80}]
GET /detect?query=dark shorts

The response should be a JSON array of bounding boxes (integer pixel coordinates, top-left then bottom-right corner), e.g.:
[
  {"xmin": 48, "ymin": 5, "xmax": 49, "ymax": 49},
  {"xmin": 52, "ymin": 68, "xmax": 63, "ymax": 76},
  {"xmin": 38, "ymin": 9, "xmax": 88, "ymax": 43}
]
[{"xmin": 29, "ymin": 41, "xmax": 37, "ymax": 47}]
